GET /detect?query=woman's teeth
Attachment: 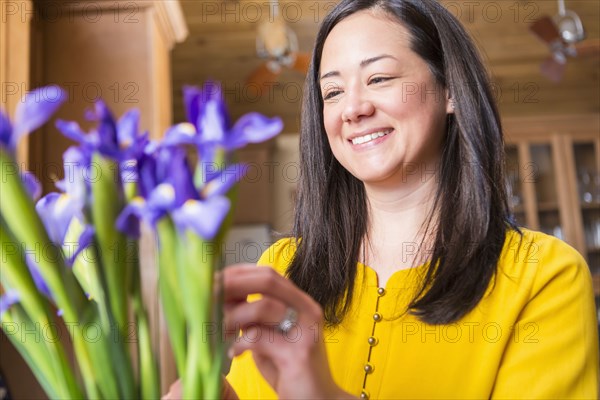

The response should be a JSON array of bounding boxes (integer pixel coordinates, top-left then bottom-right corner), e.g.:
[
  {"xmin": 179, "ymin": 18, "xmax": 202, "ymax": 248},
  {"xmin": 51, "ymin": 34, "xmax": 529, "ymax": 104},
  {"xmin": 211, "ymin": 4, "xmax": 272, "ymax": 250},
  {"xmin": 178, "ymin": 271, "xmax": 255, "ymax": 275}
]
[{"xmin": 351, "ymin": 130, "xmax": 391, "ymax": 145}]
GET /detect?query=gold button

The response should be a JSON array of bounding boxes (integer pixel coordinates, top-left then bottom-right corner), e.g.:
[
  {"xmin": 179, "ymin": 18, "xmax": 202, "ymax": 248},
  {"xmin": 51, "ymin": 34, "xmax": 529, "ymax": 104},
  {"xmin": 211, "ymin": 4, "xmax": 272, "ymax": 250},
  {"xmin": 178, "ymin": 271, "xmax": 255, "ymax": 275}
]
[
  {"xmin": 364, "ymin": 363, "xmax": 374, "ymax": 374},
  {"xmin": 377, "ymin": 287, "xmax": 386, "ymax": 296},
  {"xmin": 367, "ymin": 336, "xmax": 378, "ymax": 346},
  {"xmin": 373, "ymin": 312, "xmax": 382, "ymax": 322},
  {"xmin": 360, "ymin": 390, "xmax": 369, "ymax": 399}
]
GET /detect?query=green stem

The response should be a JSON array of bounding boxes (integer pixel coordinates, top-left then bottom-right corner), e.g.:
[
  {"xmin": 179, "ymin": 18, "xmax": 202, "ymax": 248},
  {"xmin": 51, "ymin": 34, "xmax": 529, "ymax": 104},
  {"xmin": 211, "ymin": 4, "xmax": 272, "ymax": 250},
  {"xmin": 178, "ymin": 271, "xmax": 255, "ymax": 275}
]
[
  {"xmin": 1, "ymin": 307, "xmax": 61, "ymax": 399},
  {"xmin": 0, "ymin": 218, "xmax": 83, "ymax": 398},
  {"xmin": 0, "ymin": 149, "xmax": 85, "ymax": 325},
  {"xmin": 183, "ymin": 329, "xmax": 203, "ymax": 399},
  {"xmin": 89, "ymin": 154, "xmax": 129, "ymax": 330},
  {"xmin": 1, "ymin": 304, "xmax": 83, "ymax": 398},
  {"xmin": 129, "ymin": 239, "xmax": 160, "ymax": 399},
  {"xmin": 88, "ymin": 154, "xmax": 136, "ymax": 398},
  {"xmin": 180, "ymin": 232, "xmax": 222, "ymax": 399},
  {"xmin": 156, "ymin": 217, "xmax": 186, "ymax": 376}
]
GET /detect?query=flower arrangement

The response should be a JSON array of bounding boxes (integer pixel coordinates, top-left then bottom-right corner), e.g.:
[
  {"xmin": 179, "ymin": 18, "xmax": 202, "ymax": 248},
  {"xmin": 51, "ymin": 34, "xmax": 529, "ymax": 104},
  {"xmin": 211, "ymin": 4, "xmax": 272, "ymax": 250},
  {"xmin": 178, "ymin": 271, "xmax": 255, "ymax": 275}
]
[{"xmin": 0, "ymin": 82, "xmax": 283, "ymax": 398}]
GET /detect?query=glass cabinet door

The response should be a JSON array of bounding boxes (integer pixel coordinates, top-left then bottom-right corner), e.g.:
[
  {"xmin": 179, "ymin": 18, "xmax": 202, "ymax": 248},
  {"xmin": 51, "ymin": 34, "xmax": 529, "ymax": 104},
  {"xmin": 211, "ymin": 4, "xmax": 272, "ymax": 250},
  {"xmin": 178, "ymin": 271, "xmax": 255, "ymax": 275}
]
[
  {"xmin": 505, "ymin": 141, "xmax": 565, "ymax": 238},
  {"xmin": 529, "ymin": 143, "xmax": 565, "ymax": 241},
  {"xmin": 505, "ymin": 145, "xmax": 526, "ymax": 226},
  {"xmin": 571, "ymin": 140, "xmax": 600, "ymax": 295}
]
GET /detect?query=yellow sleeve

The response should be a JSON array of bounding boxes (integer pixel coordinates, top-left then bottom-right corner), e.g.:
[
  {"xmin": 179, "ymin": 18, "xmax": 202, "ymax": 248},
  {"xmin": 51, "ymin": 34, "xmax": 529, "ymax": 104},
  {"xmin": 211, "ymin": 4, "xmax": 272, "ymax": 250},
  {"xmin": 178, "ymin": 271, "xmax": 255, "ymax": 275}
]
[
  {"xmin": 225, "ymin": 238, "xmax": 297, "ymax": 399},
  {"xmin": 491, "ymin": 234, "xmax": 599, "ymax": 399}
]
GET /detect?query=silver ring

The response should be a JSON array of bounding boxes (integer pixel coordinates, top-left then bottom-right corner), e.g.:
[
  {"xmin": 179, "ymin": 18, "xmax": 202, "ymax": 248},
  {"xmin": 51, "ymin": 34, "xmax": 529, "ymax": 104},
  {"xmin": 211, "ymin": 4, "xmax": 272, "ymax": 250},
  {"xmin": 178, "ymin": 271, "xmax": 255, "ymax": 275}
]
[{"xmin": 278, "ymin": 307, "xmax": 298, "ymax": 333}]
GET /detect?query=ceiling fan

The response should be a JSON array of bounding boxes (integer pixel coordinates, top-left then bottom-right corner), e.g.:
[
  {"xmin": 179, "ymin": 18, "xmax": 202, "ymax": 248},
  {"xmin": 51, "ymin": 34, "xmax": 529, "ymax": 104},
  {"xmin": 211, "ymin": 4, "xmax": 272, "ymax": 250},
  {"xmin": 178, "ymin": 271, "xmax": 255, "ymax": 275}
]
[
  {"xmin": 529, "ymin": 0, "xmax": 600, "ymax": 82},
  {"xmin": 246, "ymin": 0, "xmax": 310, "ymax": 86}
]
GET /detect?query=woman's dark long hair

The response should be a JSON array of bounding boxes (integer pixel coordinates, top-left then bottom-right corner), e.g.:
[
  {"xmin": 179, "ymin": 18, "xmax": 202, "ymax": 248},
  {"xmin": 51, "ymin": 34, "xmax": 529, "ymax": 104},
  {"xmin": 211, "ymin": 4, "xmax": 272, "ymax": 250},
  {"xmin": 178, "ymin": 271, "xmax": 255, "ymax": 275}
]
[{"xmin": 287, "ymin": 0, "xmax": 517, "ymax": 325}]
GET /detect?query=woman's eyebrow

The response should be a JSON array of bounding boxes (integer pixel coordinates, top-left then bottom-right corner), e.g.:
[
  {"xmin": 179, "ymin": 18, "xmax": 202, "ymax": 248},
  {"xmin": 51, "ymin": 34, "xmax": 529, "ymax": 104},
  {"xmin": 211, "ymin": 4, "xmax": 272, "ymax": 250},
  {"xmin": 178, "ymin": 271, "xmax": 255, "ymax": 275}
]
[{"xmin": 319, "ymin": 54, "xmax": 397, "ymax": 81}]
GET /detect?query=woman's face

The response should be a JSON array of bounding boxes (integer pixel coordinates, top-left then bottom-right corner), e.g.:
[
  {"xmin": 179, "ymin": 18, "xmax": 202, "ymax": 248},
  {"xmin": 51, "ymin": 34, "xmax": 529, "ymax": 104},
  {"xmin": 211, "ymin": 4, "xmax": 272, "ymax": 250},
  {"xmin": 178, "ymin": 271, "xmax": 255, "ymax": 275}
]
[{"xmin": 319, "ymin": 10, "xmax": 452, "ymax": 187}]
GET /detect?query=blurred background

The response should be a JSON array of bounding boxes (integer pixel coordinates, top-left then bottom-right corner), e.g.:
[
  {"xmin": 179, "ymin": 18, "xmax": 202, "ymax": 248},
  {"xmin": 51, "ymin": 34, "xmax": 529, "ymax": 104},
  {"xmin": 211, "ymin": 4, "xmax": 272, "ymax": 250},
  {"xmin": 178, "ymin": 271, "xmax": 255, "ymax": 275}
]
[{"xmin": 1, "ymin": 0, "xmax": 598, "ymax": 397}]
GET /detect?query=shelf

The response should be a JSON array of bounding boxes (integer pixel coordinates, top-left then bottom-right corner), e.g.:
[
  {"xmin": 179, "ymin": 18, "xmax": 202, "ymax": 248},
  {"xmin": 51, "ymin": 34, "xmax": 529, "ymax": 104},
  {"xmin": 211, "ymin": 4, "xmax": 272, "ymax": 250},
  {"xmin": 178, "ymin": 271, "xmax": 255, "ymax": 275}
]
[
  {"xmin": 588, "ymin": 247, "xmax": 600, "ymax": 254},
  {"xmin": 537, "ymin": 202, "xmax": 560, "ymax": 212},
  {"xmin": 581, "ymin": 202, "xmax": 600, "ymax": 211}
]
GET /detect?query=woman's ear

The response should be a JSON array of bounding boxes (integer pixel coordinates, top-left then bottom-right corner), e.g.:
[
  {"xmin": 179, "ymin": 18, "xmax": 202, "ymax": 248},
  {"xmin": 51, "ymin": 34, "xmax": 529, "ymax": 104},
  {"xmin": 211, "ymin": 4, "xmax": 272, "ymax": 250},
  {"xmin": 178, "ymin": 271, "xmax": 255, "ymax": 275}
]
[{"xmin": 446, "ymin": 90, "xmax": 455, "ymax": 114}]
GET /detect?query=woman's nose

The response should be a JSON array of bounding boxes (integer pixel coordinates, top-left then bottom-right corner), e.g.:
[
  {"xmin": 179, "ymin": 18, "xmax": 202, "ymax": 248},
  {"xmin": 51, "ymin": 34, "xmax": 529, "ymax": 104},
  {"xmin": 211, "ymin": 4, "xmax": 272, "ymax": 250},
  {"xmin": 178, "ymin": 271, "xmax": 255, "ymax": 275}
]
[{"xmin": 341, "ymin": 89, "xmax": 375, "ymax": 122}]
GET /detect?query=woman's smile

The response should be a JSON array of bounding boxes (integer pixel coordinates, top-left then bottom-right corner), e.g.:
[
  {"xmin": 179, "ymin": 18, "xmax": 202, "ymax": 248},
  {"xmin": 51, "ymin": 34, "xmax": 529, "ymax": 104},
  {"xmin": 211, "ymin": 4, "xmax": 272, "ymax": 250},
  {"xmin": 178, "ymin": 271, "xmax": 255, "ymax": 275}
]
[{"xmin": 348, "ymin": 127, "xmax": 393, "ymax": 146}]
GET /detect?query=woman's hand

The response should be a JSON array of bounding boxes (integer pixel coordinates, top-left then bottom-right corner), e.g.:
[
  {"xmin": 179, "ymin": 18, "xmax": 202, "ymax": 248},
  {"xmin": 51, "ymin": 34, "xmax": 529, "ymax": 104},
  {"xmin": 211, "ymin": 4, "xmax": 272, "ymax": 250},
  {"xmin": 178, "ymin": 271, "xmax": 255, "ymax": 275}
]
[
  {"xmin": 162, "ymin": 377, "xmax": 239, "ymax": 400},
  {"xmin": 224, "ymin": 264, "xmax": 354, "ymax": 399}
]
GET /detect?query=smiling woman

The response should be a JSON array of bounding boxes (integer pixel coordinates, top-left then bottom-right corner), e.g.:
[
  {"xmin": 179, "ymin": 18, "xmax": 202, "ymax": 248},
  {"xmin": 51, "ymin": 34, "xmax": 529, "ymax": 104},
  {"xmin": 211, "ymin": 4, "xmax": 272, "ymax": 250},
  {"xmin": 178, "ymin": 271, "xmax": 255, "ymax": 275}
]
[
  {"xmin": 163, "ymin": 0, "xmax": 599, "ymax": 399},
  {"xmin": 320, "ymin": 12, "xmax": 449, "ymax": 194}
]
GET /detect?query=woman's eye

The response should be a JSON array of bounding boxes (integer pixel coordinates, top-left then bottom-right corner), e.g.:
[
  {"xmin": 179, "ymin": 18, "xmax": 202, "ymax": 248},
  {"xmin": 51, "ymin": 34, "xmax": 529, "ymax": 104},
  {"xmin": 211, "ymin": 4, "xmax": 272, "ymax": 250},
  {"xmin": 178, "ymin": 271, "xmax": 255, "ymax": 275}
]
[
  {"xmin": 323, "ymin": 90, "xmax": 342, "ymax": 100},
  {"xmin": 368, "ymin": 76, "xmax": 392, "ymax": 85}
]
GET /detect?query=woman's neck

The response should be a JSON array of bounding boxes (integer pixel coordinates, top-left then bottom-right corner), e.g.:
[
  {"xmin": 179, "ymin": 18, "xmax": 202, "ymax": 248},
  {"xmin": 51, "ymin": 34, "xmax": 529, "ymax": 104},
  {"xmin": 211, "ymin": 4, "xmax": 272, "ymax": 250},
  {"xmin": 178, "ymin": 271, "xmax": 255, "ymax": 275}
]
[{"xmin": 362, "ymin": 169, "xmax": 439, "ymax": 283}]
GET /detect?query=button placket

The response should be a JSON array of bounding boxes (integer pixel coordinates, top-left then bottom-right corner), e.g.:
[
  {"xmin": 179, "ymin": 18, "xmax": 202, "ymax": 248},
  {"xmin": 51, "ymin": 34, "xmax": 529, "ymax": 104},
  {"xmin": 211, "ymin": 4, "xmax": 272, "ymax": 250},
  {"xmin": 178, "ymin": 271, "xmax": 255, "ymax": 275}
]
[{"xmin": 361, "ymin": 287, "xmax": 385, "ymax": 398}]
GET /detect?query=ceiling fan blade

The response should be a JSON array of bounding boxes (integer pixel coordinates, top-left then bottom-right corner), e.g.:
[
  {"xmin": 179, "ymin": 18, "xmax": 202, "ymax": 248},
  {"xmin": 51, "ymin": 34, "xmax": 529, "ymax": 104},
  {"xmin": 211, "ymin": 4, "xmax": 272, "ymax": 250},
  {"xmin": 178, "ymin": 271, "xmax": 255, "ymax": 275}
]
[
  {"xmin": 290, "ymin": 53, "xmax": 311, "ymax": 74},
  {"xmin": 530, "ymin": 16, "xmax": 562, "ymax": 44},
  {"xmin": 258, "ymin": 17, "xmax": 289, "ymax": 58},
  {"xmin": 574, "ymin": 38, "xmax": 600, "ymax": 57},
  {"xmin": 540, "ymin": 56, "xmax": 566, "ymax": 83},
  {"xmin": 246, "ymin": 62, "xmax": 281, "ymax": 86}
]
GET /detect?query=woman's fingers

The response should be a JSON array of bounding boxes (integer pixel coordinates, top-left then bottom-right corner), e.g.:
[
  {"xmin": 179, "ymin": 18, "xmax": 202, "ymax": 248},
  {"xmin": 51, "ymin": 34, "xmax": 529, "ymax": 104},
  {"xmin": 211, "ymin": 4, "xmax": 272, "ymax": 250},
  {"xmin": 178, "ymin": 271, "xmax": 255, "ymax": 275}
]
[
  {"xmin": 224, "ymin": 297, "xmax": 288, "ymax": 333},
  {"xmin": 161, "ymin": 379, "xmax": 181, "ymax": 400},
  {"xmin": 162, "ymin": 377, "xmax": 239, "ymax": 400},
  {"xmin": 224, "ymin": 264, "xmax": 322, "ymax": 321}
]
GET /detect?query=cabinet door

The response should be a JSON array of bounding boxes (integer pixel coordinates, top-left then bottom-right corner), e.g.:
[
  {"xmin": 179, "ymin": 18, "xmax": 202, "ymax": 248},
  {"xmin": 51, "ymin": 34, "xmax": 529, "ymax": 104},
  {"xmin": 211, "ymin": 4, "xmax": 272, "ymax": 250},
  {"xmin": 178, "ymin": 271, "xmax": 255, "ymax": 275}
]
[
  {"xmin": 565, "ymin": 136, "xmax": 600, "ymax": 295},
  {"xmin": 506, "ymin": 137, "xmax": 573, "ymax": 244},
  {"xmin": 529, "ymin": 139, "xmax": 572, "ymax": 242},
  {"xmin": 505, "ymin": 144, "xmax": 526, "ymax": 226}
]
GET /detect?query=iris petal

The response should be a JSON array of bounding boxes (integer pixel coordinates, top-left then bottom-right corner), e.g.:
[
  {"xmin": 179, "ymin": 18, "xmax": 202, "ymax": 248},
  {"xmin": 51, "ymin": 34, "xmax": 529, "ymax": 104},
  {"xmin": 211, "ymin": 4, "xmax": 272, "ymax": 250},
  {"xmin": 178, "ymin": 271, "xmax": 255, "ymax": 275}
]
[
  {"xmin": 56, "ymin": 147, "xmax": 89, "ymax": 207},
  {"xmin": 162, "ymin": 123, "xmax": 198, "ymax": 147},
  {"xmin": 172, "ymin": 196, "xmax": 230, "ymax": 240},
  {"xmin": 116, "ymin": 198, "xmax": 146, "ymax": 237},
  {"xmin": 167, "ymin": 151, "xmax": 199, "ymax": 205},
  {"xmin": 65, "ymin": 225, "xmax": 95, "ymax": 265},
  {"xmin": 56, "ymin": 120, "xmax": 90, "ymax": 145},
  {"xmin": 203, "ymin": 163, "xmax": 247, "ymax": 197},
  {"xmin": 21, "ymin": 171, "xmax": 42, "ymax": 201},
  {"xmin": 226, "ymin": 113, "xmax": 283, "ymax": 151},
  {"xmin": 36, "ymin": 193, "xmax": 78, "ymax": 245},
  {"xmin": 0, "ymin": 290, "xmax": 20, "ymax": 316},
  {"xmin": 0, "ymin": 109, "xmax": 12, "ymax": 148},
  {"xmin": 199, "ymin": 101, "xmax": 227, "ymax": 144},
  {"xmin": 117, "ymin": 108, "xmax": 141, "ymax": 147},
  {"xmin": 13, "ymin": 86, "xmax": 66, "ymax": 147},
  {"xmin": 183, "ymin": 85, "xmax": 203, "ymax": 130},
  {"xmin": 147, "ymin": 183, "xmax": 177, "ymax": 211},
  {"xmin": 26, "ymin": 256, "xmax": 53, "ymax": 298}
]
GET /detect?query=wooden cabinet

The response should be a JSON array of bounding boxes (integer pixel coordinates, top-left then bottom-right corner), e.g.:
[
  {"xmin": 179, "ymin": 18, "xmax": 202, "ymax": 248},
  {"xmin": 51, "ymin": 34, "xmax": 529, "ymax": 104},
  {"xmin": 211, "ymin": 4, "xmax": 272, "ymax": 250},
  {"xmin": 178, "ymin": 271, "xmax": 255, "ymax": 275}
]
[{"xmin": 504, "ymin": 114, "xmax": 600, "ymax": 296}]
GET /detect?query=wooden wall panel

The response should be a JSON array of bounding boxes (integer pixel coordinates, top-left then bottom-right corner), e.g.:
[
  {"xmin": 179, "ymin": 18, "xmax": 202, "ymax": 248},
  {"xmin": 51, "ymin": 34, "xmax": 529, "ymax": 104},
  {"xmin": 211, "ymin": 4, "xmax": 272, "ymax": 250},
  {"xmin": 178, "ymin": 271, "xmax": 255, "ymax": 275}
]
[
  {"xmin": 0, "ymin": 2, "xmax": 47, "ymax": 397},
  {"xmin": 1, "ymin": 0, "xmax": 32, "ymax": 166},
  {"xmin": 3, "ymin": 1, "xmax": 187, "ymax": 396},
  {"xmin": 171, "ymin": 0, "xmax": 600, "ymax": 132}
]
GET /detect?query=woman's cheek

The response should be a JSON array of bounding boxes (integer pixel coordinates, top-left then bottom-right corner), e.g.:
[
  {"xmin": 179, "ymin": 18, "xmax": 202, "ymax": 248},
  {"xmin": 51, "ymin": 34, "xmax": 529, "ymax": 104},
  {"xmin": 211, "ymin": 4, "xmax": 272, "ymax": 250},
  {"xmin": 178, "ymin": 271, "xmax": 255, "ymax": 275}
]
[{"xmin": 323, "ymin": 109, "xmax": 340, "ymax": 138}]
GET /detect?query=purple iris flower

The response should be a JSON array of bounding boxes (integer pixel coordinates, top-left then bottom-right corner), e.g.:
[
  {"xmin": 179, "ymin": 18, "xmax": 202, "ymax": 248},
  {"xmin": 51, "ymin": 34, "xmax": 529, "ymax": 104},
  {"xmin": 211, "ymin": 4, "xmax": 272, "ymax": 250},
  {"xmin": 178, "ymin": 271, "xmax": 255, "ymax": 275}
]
[
  {"xmin": 35, "ymin": 193, "xmax": 94, "ymax": 264},
  {"xmin": 35, "ymin": 146, "xmax": 94, "ymax": 266},
  {"xmin": 55, "ymin": 146, "xmax": 90, "ymax": 209},
  {"xmin": 55, "ymin": 101, "xmax": 148, "ymax": 183},
  {"xmin": 116, "ymin": 147, "xmax": 231, "ymax": 240},
  {"xmin": 0, "ymin": 85, "xmax": 62, "ymax": 208},
  {"xmin": 163, "ymin": 81, "xmax": 283, "ymax": 164},
  {"xmin": 0, "ymin": 85, "xmax": 66, "ymax": 153}
]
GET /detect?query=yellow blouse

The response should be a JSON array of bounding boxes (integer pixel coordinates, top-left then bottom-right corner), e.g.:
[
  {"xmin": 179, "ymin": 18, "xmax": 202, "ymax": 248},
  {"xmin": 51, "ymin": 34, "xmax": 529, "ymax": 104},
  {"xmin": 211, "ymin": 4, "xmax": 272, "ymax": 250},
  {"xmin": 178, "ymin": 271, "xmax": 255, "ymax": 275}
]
[{"xmin": 226, "ymin": 228, "xmax": 599, "ymax": 399}]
